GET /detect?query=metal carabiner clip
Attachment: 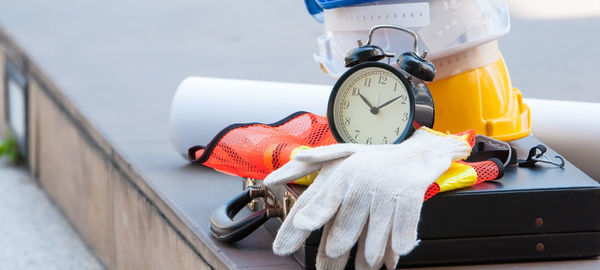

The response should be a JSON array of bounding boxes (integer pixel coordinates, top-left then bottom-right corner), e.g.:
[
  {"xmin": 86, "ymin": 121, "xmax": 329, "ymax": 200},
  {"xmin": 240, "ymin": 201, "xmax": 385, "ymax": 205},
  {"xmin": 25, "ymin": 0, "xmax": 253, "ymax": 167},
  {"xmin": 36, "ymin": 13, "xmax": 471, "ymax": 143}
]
[{"xmin": 518, "ymin": 144, "xmax": 565, "ymax": 168}]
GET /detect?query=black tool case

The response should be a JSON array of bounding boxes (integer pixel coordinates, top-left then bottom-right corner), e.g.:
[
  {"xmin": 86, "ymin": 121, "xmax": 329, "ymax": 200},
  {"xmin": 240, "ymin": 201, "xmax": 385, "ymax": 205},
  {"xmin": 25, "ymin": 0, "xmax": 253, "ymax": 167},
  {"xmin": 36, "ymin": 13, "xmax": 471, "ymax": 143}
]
[{"xmin": 237, "ymin": 136, "xmax": 600, "ymax": 269}]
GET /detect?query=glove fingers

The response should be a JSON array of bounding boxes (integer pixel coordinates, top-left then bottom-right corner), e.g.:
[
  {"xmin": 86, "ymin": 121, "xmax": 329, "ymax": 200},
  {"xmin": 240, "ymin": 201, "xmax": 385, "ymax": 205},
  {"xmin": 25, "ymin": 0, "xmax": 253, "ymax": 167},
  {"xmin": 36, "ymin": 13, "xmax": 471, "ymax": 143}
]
[
  {"xmin": 325, "ymin": 187, "xmax": 370, "ymax": 258},
  {"xmin": 264, "ymin": 160, "xmax": 321, "ymax": 187},
  {"xmin": 293, "ymin": 161, "xmax": 345, "ymax": 231},
  {"xmin": 293, "ymin": 143, "xmax": 362, "ymax": 163},
  {"xmin": 272, "ymin": 189, "xmax": 314, "ymax": 255},
  {"xmin": 294, "ymin": 143, "xmax": 398, "ymax": 163},
  {"xmin": 288, "ymin": 164, "xmax": 332, "ymax": 208},
  {"xmin": 359, "ymin": 221, "xmax": 399, "ymax": 270},
  {"xmin": 293, "ymin": 188, "xmax": 342, "ymax": 231},
  {"xmin": 316, "ymin": 221, "xmax": 350, "ymax": 270},
  {"xmin": 355, "ymin": 224, "xmax": 384, "ymax": 270},
  {"xmin": 391, "ymin": 198, "xmax": 424, "ymax": 255},
  {"xmin": 364, "ymin": 197, "xmax": 395, "ymax": 267},
  {"xmin": 272, "ymin": 219, "xmax": 311, "ymax": 255},
  {"xmin": 383, "ymin": 233, "xmax": 399, "ymax": 270}
]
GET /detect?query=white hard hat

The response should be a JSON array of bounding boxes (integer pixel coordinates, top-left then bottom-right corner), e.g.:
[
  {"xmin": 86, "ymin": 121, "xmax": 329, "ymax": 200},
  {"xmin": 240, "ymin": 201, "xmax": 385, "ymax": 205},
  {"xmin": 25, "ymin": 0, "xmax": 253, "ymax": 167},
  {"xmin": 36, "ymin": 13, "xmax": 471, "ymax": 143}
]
[{"xmin": 311, "ymin": 0, "xmax": 510, "ymax": 79}]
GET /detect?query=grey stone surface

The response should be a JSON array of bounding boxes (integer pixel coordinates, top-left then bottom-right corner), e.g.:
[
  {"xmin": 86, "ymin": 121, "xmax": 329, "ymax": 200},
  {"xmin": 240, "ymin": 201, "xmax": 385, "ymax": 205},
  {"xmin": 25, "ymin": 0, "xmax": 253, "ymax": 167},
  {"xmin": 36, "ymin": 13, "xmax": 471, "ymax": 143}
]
[{"xmin": 0, "ymin": 160, "xmax": 104, "ymax": 270}]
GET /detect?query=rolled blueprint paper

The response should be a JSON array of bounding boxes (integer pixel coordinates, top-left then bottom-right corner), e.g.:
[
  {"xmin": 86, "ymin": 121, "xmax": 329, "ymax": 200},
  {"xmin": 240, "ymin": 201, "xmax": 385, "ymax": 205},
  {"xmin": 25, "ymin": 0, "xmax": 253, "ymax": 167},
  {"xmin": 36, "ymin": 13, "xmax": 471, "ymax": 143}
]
[
  {"xmin": 169, "ymin": 77, "xmax": 330, "ymax": 158},
  {"xmin": 525, "ymin": 98, "xmax": 600, "ymax": 180}
]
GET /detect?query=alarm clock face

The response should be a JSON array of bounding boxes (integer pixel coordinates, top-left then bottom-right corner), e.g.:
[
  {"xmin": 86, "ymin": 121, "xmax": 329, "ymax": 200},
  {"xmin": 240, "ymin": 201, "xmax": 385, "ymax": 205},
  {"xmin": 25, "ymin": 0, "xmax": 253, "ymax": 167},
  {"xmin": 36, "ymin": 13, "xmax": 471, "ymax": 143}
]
[{"xmin": 328, "ymin": 62, "xmax": 415, "ymax": 144}]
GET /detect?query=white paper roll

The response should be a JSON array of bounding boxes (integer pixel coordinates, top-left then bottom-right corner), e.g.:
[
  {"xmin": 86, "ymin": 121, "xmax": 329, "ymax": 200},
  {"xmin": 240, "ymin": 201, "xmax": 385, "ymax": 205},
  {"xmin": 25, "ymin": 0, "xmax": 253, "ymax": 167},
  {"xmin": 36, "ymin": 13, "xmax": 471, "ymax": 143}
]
[
  {"xmin": 169, "ymin": 77, "xmax": 600, "ymax": 180},
  {"xmin": 525, "ymin": 98, "xmax": 600, "ymax": 180},
  {"xmin": 169, "ymin": 77, "xmax": 330, "ymax": 158}
]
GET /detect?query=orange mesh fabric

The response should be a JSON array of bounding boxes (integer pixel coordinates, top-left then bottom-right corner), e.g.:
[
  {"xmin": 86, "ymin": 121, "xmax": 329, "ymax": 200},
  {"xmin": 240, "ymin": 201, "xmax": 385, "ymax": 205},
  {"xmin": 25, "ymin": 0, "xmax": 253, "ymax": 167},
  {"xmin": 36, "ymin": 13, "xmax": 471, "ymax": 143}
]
[
  {"xmin": 189, "ymin": 112, "xmax": 336, "ymax": 180},
  {"xmin": 459, "ymin": 159, "xmax": 504, "ymax": 184},
  {"xmin": 189, "ymin": 112, "xmax": 501, "ymax": 201},
  {"xmin": 423, "ymin": 183, "xmax": 441, "ymax": 201}
]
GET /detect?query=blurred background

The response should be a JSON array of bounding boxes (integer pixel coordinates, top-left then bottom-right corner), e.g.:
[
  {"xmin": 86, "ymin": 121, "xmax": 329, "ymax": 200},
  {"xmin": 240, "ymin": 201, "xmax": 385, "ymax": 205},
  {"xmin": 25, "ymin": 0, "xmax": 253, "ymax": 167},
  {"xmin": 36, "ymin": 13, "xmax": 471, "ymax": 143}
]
[{"xmin": 0, "ymin": 0, "xmax": 599, "ymax": 102}]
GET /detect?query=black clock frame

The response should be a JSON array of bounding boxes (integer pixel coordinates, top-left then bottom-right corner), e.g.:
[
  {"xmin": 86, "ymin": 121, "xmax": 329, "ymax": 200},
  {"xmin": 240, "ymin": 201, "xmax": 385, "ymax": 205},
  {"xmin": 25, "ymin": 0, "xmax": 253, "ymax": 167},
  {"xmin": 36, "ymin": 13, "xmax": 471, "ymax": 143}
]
[{"xmin": 327, "ymin": 61, "xmax": 425, "ymax": 144}]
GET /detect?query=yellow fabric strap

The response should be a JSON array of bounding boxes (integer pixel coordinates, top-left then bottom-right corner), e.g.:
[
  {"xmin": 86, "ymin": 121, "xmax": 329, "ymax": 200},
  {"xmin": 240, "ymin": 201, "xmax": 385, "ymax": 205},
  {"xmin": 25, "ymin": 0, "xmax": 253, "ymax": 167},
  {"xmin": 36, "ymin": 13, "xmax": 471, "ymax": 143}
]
[{"xmin": 435, "ymin": 162, "xmax": 477, "ymax": 192}]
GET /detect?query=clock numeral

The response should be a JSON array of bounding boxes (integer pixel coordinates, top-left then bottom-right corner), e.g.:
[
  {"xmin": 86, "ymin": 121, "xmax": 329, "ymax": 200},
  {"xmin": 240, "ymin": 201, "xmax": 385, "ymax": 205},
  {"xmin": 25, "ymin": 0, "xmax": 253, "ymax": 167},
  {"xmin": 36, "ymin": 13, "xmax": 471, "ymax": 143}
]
[
  {"xmin": 402, "ymin": 112, "xmax": 409, "ymax": 121},
  {"xmin": 364, "ymin": 78, "xmax": 372, "ymax": 87},
  {"xmin": 378, "ymin": 75, "xmax": 387, "ymax": 85},
  {"xmin": 354, "ymin": 129, "xmax": 360, "ymax": 139},
  {"xmin": 342, "ymin": 100, "xmax": 350, "ymax": 110},
  {"xmin": 366, "ymin": 137, "xmax": 373, "ymax": 145},
  {"xmin": 393, "ymin": 82, "xmax": 398, "ymax": 91},
  {"xmin": 352, "ymin": 87, "xmax": 359, "ymax": 96},
  {"xmin": 400, "ymin": 95, "xmax": 407, "ymax": 104},
  {"xmin": 382, "ymin": 136, "xmax": 388, "ymax": 144},
  {"xmin": 394, "ymin": 127, "xmax": 401, "ymax": 136},
  {"xmin": 345, "ymin": 117, "xmax": 351, "ymax": 126}
]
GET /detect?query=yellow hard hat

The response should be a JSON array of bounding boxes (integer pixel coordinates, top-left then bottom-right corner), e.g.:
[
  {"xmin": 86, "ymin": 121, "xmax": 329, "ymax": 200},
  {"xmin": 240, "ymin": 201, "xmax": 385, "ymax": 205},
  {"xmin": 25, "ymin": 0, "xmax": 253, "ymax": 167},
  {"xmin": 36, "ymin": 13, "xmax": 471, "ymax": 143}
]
[{"xmin": 428, "ymin": 43, "xmax": 530, "ymax": 141}]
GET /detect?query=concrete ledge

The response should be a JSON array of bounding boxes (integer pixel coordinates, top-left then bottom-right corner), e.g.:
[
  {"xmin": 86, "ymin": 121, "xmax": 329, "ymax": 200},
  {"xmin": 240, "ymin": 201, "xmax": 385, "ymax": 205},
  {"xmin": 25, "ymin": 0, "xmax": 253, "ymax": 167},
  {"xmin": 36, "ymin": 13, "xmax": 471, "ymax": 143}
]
[{"xmin": 0, "ymin": 26, "xmax": 217, "ymax": 270}]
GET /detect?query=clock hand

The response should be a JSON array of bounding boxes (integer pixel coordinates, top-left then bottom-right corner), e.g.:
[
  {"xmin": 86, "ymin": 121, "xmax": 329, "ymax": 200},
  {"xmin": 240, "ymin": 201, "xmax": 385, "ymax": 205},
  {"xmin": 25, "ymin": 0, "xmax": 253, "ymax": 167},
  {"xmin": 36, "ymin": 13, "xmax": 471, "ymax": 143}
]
[
  {"xmin": 377, "ymin": 96, "xmax": 402, "ymax": 110},
  {"xmin": 357, "ymin": 91, "xmax": 379, "ymax": 114}
]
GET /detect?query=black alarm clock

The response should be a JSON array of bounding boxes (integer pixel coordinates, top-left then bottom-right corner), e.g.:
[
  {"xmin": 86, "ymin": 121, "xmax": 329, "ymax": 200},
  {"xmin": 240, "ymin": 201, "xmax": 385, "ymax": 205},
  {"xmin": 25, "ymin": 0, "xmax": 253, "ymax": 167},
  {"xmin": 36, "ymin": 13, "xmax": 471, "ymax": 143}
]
[{"xmin": 327, "ymin": 25, "xmax": 435, "ymax": 145}]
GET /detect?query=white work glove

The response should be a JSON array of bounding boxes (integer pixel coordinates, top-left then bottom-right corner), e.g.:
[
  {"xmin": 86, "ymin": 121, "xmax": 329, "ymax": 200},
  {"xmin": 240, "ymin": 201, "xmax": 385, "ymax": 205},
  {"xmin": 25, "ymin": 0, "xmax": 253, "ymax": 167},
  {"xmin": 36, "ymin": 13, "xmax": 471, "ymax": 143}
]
[
  {"xmin": 316, "ymin": 221, "xmax": 399, "ymax": 270},
  {"xmin": 264, "ymin": 128, "xmax": 470, "ymax": 269}
]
